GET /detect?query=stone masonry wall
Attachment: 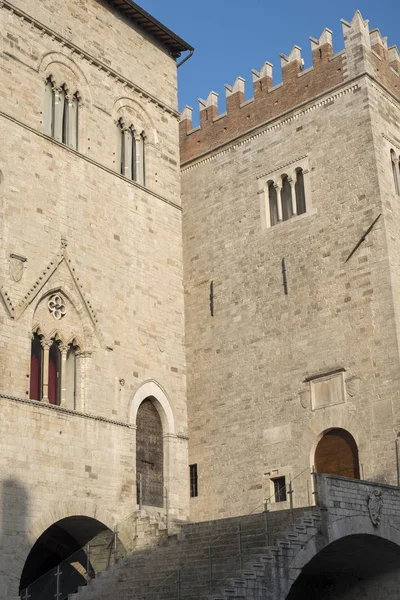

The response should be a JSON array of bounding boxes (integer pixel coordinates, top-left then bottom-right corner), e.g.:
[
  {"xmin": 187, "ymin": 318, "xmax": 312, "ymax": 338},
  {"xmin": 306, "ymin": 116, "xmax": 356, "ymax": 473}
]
[
  {"xmin": 182, "ymin": 73, "xmax": 400, "ymax": 522},
  {"xmin": 0, "ymin": 0, "xmax": 188, "ymax": 595}
]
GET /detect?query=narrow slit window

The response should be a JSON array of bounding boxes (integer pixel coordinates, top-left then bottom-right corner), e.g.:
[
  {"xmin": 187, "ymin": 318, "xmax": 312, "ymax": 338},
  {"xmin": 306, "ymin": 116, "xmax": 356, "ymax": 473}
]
[
  {"xmin": 190, "ymin": 464, "xmax": 198, "ymax": 497},
  {"xmin": 272, "ymin": 476, "xmax": 287, "ymax": 503},
  {"xmin": 391, "ymin": 150, "xmax": 399, "ymax": 195}
]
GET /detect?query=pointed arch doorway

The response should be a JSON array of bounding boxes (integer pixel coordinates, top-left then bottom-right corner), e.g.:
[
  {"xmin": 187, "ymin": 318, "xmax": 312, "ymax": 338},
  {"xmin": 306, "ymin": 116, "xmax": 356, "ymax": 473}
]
[{"xmin": 136, "ymin": 398, "xmax": 164, "ymax": 507}]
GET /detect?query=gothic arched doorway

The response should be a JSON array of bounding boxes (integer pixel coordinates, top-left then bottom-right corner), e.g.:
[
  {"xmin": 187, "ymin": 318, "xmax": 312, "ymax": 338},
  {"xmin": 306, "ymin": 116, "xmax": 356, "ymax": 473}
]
[
  {"xmin": 136, "ymin": 398, "xmax": 164, "ymax": 507},
  {"xmin": 315, "ymin": 428, "xmax": 360, "ymax": 479}
]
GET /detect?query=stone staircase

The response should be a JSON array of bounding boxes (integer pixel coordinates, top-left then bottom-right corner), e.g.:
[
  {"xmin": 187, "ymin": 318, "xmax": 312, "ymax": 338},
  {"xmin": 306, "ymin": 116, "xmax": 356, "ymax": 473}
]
[{"xmin": 67, "ymin": 507, "xmax": 322, "ymax": 600}]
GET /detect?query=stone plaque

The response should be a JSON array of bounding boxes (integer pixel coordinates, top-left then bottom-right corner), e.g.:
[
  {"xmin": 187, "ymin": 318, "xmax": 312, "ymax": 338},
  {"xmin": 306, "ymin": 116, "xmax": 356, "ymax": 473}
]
[{"xmin": 311, "ymin": 371, "xmax": 345, "ymax": 411}]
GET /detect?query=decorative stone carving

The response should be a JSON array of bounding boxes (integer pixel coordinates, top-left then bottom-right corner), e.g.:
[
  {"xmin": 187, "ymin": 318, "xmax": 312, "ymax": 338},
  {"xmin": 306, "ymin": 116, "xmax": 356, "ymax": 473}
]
[
  {"xmin": 9, "ymin": 254, "xmax": 27, "ymax": 282},
  {"xmin": 346, "ymin": 376, "xmax": 360, "ymax": 398},
  {"xmin": 48, "ymin": 294, "xmax": 66, "ymax": 320},
  {"xmin": 368, "ymin": 489, "xmax": 383, "ymax": 526}
]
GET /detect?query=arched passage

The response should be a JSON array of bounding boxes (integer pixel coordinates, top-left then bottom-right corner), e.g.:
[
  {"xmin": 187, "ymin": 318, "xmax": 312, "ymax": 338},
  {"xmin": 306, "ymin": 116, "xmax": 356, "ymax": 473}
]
[
  {"xmin": 315, "ymin": 428, "xmax": 360, "ymax": 478},
  {"xmin": 19, "ymin": 516, "xmax": 119, "ymax": 597},
  {"xmin": 136, "ymin": 398, "xmax": 164, "ymax": 507},
  {"xmin": 287, "ymin": 534, "xmax": 400, "ymax": 599}
]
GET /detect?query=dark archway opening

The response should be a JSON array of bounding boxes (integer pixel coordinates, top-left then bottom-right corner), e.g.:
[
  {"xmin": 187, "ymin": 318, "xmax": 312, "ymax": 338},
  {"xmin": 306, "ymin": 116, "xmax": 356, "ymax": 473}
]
[
  {"xmin": 287, "ymin": 534, "xmax": 400, "ymax": 599},
  {"xmin": 20, "ymin": 516, "xmax": 115, "ymax": 599},
  {"xmin": 136, "ymin": 397, "xmax": 164, "ymax": 507},
  {"xmin": 315, "ymin": 428, "xmax": 360, "ymax": 479}
]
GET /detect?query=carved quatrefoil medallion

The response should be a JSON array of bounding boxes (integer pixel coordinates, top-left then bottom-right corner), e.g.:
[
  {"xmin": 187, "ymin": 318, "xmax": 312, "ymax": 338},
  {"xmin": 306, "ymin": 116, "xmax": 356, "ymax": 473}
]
[{"xmin": 48, "ymin": 294, "xmax": 66, "ymax": 320}]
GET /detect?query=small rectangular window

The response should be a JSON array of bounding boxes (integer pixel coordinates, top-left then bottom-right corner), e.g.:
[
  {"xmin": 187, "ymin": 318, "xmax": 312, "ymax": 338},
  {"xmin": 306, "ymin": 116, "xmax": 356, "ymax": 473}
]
[
  {"xmin": 272, "ymin": 476, "xmax": 287, "ymax": 502},
  {"xmin": 190, "ymin": 464, "xmax": 198, "ymax": 497}
]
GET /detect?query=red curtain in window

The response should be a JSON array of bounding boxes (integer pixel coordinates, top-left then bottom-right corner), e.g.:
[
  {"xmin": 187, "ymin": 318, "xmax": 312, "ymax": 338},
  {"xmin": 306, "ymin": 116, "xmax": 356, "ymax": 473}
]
[
  {"xmin": 48, "ymin": 343, "xmax": 59, "ymax": 405},
  {"xmin": 30, "ymin": 337, "xmax": 42, "ymax": 401}
]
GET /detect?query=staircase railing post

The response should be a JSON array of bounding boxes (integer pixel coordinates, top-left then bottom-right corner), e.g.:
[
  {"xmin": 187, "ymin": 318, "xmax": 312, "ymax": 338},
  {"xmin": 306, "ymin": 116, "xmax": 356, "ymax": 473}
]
[
  {"xmin": 165, "ymin": 486, "xmax": 169, "ymax": 533},
  {"xmin": 208, "ymin": 545, "xmax": 213, "ymax": 593},
  {"xmin": 263, "ymin": 502, "xmax": 269, "ymax": 546},
  {"xmin": 54, "ymin": 565, "xmax": 62, "ymax": 599},
  {"xmin": 238, "ymin": 522, "xmax": 243, "ymax": 570},
  {"xmin": 139, "ymin": 473, "xmax": 143, "ymax": 510},
  {"xmin": 288, "ymin": 478, "xmax": 294, "ymax": 523},
  {"xmin": 86, "ymin": 543, "xmax": 91, "ymax": 582},
  {"xmin": 113, "ymin": 526, "xmax": 118, "ymax": 562},
  {"xmin": 311, "ymin": 466, "xmax": 319, "ymax": 506},
  {"xmin": 176, "ymin": 569, "xmax": 181, "ymax": 600}
]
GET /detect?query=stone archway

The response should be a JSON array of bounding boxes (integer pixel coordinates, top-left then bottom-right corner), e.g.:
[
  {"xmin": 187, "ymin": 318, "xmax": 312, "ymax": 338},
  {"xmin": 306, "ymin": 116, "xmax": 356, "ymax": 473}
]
[
  {"xmin": 286, "ymin": 533, "xmax": 400, "ymax": 599},
  {"xmin": 315, "ymin": 428, "xmax": 360, "ymax": 479},
  {"xmin": 19, "ymin": 515, "xmax": 120, "ymax": 598}
]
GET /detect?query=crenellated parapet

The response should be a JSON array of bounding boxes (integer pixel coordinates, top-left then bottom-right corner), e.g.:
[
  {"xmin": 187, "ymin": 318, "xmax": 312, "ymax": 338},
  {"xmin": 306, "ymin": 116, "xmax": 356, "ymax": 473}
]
[{"xmin": 180, "ymin": 11, "xmax": 400, "ymax": 164}]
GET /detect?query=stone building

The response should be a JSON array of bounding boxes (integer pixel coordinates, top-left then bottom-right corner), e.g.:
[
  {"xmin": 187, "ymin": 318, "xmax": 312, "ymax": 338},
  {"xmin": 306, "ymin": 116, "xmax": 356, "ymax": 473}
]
[
  {"xmin": 0, "ymin": 0, "xmax": 192, "ymax": 597},
  {"xmin": 2, "ymin": 1, "xmax": 400, "ymax": 599},
  {"xmin": 180, "ymin": 10, "xmax": 400, "ymax": 522}
]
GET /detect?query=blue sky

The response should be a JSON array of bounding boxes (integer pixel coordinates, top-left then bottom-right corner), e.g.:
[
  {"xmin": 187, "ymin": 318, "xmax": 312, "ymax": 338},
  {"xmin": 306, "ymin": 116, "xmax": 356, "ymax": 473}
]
[{"xmin": 138, "ymin": 1, "xmax": 399, "ymax": 122}]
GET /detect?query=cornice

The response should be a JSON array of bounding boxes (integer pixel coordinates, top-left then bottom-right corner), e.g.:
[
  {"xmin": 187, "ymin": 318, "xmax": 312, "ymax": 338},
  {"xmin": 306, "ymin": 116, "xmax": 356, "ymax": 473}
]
[
  {"xmin": 0, "ymin": 108, "xmax": 182, "ymax": 212},
  {"xmin": 382, "ymin": 133, "xmax": 400, "ymax": 152},
  {"xmin": 0, "ymin": 0, "xmax": 179, "ymax": 119},
  {"xmin": 0, "ymin": 392, "xmax": 134, "ymax": 428}
]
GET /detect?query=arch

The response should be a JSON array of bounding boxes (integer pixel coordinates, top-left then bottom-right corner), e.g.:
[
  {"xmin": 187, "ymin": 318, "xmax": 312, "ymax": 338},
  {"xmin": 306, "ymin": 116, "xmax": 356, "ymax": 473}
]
[
  {"xmin": 10, "ymin": 501, "xmax": 115, "ymax": 597},
  {"xmin": 285, "ymin": 515, "xmax": 400, "ymax": 600},
  {"xmin": 129, "ymin": 380, "xmax": 175, "ymax": 435},
  {"xmin": 314, "ymin": 428, "xmax": 360, "ymax": 478},
  {"xmin": 38, "ymin": 52, "xmax": 92, "ymax": 107},
  {"xmin": 112, "ymin": 96, "xmax": 154, "ymax": 142},
  {"xmin": 19, "ymin": 516, "xmax": 120, "ymax": 597}
]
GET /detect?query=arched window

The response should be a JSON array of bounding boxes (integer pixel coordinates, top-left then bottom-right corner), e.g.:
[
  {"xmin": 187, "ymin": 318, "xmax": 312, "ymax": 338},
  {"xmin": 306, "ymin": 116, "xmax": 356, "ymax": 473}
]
[
  {"xmin": 295, "ymin": 168, "xmax": 306, "ymax": 214},
  {"xmin": 117, "ymin": 120, "xmax": 146, "ymax": 185},
  {"xmin": 48, "ymin": 340, "xmax": 61, "ymax": 405},
  {"xmin": 139, "ymin": 133, "xmax": 146, "ymax": 186},
  {"xmin": 30, "ymin": 333, "xmax": 43, "ymax": 401},
  {"xmin": 44, "ymin": 79, "xmax": 79, "ymax": 150},
  {"xmin": 391, "ymin": 149, "xmax": 399, "ymax": 195},
  {"xmin": 281, "ymin": 174, "xmax": 293, "ymax": 221},
  {"xmin": 268, "ymin": 181, "xmax": 279, "ymax": 226},
  {"xmin": 65, "ymin": 344, "xmax": 77, "ymax": 409}
]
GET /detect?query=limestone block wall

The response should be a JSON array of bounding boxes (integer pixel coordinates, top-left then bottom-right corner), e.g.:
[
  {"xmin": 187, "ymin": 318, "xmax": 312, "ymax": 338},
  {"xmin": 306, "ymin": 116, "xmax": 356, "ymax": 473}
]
[
  {"xmin": 0, "ymin": 0, "xmax": 189, "ymax": 593},
  {"xmin": 369, "ymin": 83, "xmax": 400, "ymax": 439},
  {"xmin": 182, "ymin": 76, "xmax": 400, "ymax": 522},
  {"xmin": 0, "ymin": 396, "xmax": 134, "ymax": 598}
]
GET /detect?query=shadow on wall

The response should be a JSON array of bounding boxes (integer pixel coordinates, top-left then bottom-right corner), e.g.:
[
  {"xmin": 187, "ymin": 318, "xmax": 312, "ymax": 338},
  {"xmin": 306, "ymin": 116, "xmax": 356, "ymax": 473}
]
[{"xmin": 0, "ymin": 478, "xmax": 29, "ymax": 599}]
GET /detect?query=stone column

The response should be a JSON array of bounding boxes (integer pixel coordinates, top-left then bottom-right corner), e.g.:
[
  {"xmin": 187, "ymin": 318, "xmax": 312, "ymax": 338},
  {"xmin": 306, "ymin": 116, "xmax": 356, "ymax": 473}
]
[
  {"xmin": 134, "ymin": 132, "xmax": 142, "ymax": 184},
  {"xmin": 59, "ymin": 344, "xmax": 68, "ymax": 407},
  {"xmin": 53, "ymin": 86, "xmax": 65, "ymax": 143},
  {"xmin": 289, "ymin": 177, "xmax": 297, "ymax": 216},
  {"xmin": 123, "ymin": 128, "xmax": 133, "ymax": 179},
  {"xmin": 41, "ymin": 339, "xmax": 51, "ymax": 402},
  {"xmin": 67, "ymin": 94, "xmax": 78, "ymax": 150},
  {"xmin": 275, "ymin": 183, "xmax": 283, "ymax": 222}
]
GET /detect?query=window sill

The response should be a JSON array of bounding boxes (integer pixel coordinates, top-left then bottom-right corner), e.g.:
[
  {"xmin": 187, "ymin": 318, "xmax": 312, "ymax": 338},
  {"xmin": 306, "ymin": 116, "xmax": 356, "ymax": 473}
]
[{"xmin": 265, "ymin": 209, "xmax": 316, "ymax": 231}]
